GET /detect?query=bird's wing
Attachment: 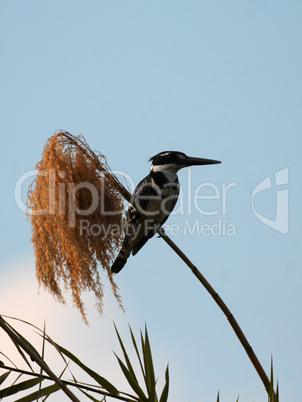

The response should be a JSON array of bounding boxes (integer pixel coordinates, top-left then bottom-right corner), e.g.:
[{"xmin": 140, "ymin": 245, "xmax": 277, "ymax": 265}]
[
  {"xmin": 128, "ymin": 176, "xmax": 159, "ymax": 226},
  {"xmin": 127, "ymin": 175, "xmax": 179, "ymax": 256},
  {"xmin": 124, "ymin": 175, "xmax": 160, "ymax": 256},
  {"xmin": 159, "ymin": 190, "xmax": 179, "ymax": 226}
]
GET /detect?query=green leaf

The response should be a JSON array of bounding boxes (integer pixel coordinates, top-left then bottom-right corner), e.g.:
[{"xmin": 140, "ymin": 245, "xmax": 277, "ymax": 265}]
[
  {"xmin": 148, "ymin": 386, "xmax": 157, "ymax": 402},
  {"xmin": 270, "ymin": 358, "xmax": 274, "ymax": 395},
  {"xmin": 159, "ymin": 365, "xmax": 169, "ymax": 402},
  {"xmin": 114, "ymin": 353, "xmax": 147, "ymax": 402},
  {"xmin": 0, "ymin": 317, "xmax": 40, "ymax": 371},
  {"xmin": 0, "ymin": 370, "xmax": 11, "ymax": 385},
  {"xmin": 79, "ymin": 388, "xmax": 107, "ymax": 401},
  {"xmin": 14, "ymin": 383, "xmax": 60, "ymax": 402},
  {"xmin": 39, "ymin": 321, "xmax": 47, "ymax": 396},
  {"xmin": 114, "ymin": 324, "xmax": 139, "ymax": 387},
  {"xmin": 216, "ymin": 390, "xmax": 220, "ymax": 402},
  {"xmin": 275, "ymin": 381, "xmax": 279, "ymax": 402},
  {"xmin": 54, "ymin": 343, "xmax": 119, "ymax": 396},
  {"xmin": 129, "ymin": 325, "xmax": 145, "ymax": 377},
  {"xmin": 0, "ymin": 377, "xmax": 42, "ymax": 398},
  {"xmin": 141, "ymin": 325, "xmax": 156, "ymax": 397}
]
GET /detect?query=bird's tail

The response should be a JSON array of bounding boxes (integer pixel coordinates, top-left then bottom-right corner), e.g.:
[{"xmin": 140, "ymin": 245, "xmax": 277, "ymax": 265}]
[{"xmin": 111, "ymin": 237, "xmax": 132, "ymax": 274}]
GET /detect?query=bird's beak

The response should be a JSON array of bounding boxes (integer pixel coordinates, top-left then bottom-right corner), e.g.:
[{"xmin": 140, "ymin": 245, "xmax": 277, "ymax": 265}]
[{"xmin": 181, "ymin": 156, "xmax": 221, "ymax": 166}]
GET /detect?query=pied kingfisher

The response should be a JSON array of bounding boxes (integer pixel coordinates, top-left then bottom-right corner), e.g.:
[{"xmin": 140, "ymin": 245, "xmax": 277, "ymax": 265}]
[{"xmin": 111, "ymin": 151, "xmax": 221, "ymax": 273}]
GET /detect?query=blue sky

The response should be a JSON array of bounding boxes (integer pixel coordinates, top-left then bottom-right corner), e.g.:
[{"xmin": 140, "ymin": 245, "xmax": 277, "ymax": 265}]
[{"xmin": 1, "ymin": 1, "xmax": 301, "ymax": 401}]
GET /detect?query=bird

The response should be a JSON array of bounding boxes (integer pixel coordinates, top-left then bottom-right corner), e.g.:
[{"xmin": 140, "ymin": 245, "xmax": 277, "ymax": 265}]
[{"xmin": 111, "ymin": 151, "xmax": 221, "ymax": 273}]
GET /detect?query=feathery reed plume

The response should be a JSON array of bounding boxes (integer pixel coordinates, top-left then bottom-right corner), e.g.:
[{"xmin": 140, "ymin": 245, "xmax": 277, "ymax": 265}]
[{"xmin": 26, "ymin": 131, "xmax": 125, "ymax": 323}]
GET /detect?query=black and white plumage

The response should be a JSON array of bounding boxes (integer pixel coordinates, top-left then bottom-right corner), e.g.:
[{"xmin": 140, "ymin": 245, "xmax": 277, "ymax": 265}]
[{"xmin": 111, "ymin": 151, "xmax": 220, "ymax": 273}]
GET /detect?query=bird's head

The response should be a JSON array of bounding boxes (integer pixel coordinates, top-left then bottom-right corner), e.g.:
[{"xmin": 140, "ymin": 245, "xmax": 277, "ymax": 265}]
[{"xmin": 149, "ymin": 151, "xmax": 221, "ymax": 174}]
